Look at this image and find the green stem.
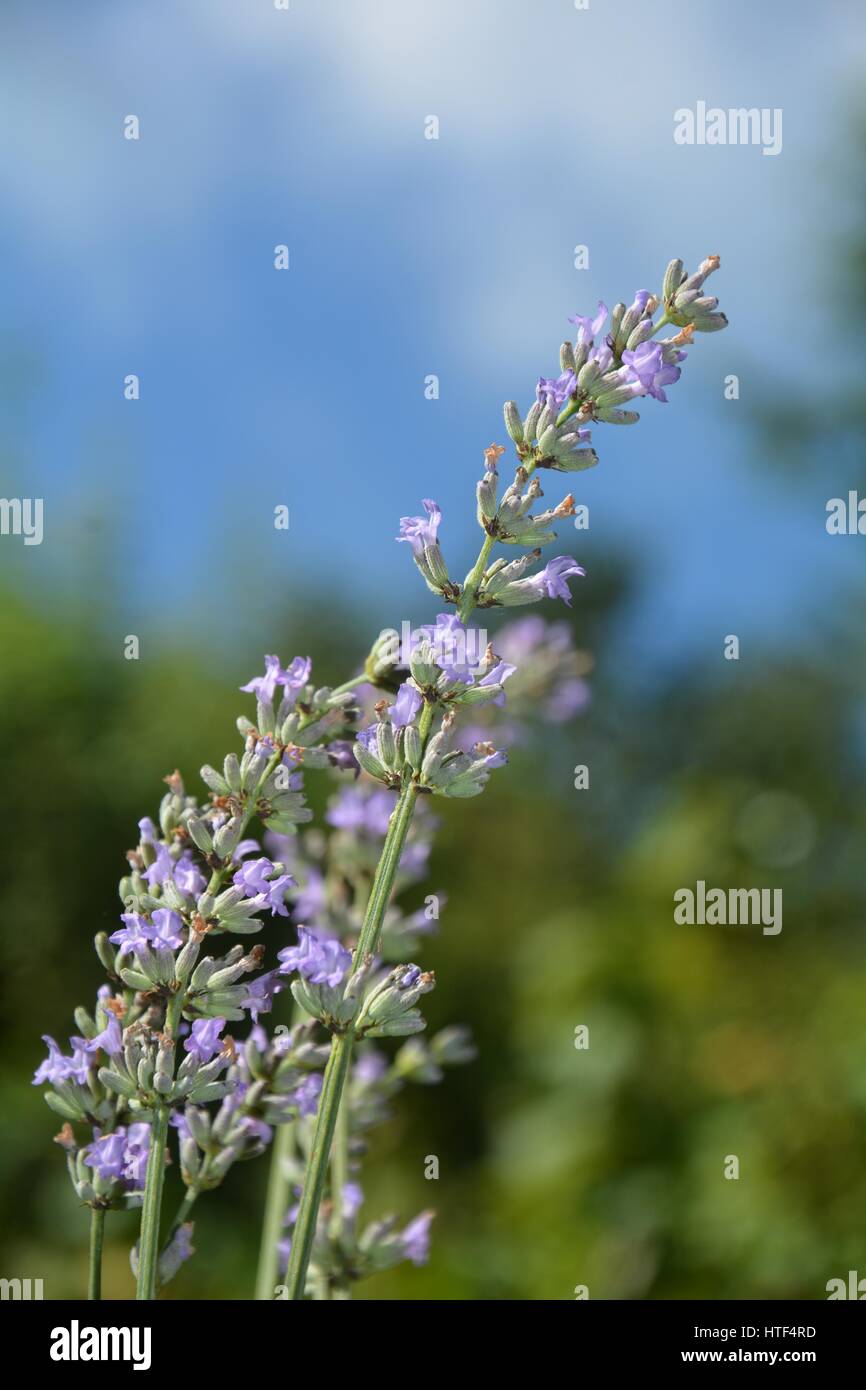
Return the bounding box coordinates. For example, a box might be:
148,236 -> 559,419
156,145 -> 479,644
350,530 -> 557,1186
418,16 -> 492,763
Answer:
458,535 -> 495,623
329,1095 -> 349,1240
88,1207 -> 105,1301
282,1032 -> 355,1299
136,1103 -> 169,1300
255,1121 -> 295,1299
282,711 -> 432,1299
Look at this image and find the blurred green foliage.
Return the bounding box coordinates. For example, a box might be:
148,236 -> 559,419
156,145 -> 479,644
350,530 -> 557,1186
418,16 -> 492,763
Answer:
1,541 -> 864,1300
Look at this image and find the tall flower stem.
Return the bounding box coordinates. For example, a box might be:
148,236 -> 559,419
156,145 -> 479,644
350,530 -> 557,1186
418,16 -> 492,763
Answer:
282,705 -> 433,1299
458,535 -> 494,623
254,1121 -> 295,1299
88,1207 -> 105,1301
135,1101 -> 170,1300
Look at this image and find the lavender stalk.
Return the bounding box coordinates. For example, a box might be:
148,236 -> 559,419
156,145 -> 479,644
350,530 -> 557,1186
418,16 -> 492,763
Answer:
282,730 -> 430,1297
32,255 -> 726,1301
88,1207 -> 105,1301
277,254 -> 728,1299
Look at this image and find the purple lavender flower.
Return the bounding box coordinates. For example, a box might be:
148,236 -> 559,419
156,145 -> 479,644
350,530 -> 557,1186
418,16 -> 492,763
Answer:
472,745 -> 509,771
343,1182 -> 364,1221
569,300 -> 608,345
621,340 -> 683,402
233,855 -> 280,895
530,556 -> 585,606
32,1035 -> 89,1087
233,856 -> 296,916
327,786 -> 396,836
150,907 -> 184,950
416,613 -> 482,682
291,1073 -> 323,1117
84,1129 -> 128,1182
109,912 -> 151,956
389,682 -> 423,729
237,1112 -> 273,1145
123,1123 -> 152,1188
241,969 -> 283,1021
183,1017 -> 226,1064
240,654 -> 311,703
84,1014 -> 123,1056
232,838 -> 261,862
536,369 -> 576,412
158,1221 -> 195,1283
396,499 -> 441,554
354,1048 -> 388,1085
292,865 -> 327,924
478,659 -> 517,705
174,851 -> 207,898
324,739 -> 359,773
277,927 -> 351,988
142,843 -> 175,888
399,965 -> 422,988
138,817 -> 160,846
400,1211 -> 434,1266
355,724 -> 380,755
546,676 -> 591,720
280,655 -> 313,694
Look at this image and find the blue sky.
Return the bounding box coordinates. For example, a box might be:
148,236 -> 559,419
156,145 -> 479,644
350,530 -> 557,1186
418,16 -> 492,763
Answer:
1,0 -> 863,665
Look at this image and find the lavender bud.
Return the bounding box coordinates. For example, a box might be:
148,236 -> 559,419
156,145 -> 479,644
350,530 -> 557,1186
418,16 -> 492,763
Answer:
186,1106 -> 212,1148
190,956 -> 216,990
44,1091 -> 84,1122
596,408 -> 640,424
94,932 -> 117,976
180,1138 -> 201,1179
280,713 -> 300,743
354,742 -> 389,781
476,476 -> 499,525
577,360 -> 601,393
662,257 -> 685,301
223,753 -> 242,794
214,818 -> 242,860
137,1056 -> 155,1091
376,722 -> 397,770
626,317 -> 656,350
403,723 -> 422,771
522,401 -> 541,443
99,1067 -> 138,1099
503,400 -> 523,443
73,1006 -> 93,1037
175,933 -> 202,984
200,764 -> 229,796
120,967 -> 152,991
256,698 -> 276,737
187,818 -> 214,854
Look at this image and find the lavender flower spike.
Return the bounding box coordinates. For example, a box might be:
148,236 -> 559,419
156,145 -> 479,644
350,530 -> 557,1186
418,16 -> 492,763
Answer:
396,499 -> 455,597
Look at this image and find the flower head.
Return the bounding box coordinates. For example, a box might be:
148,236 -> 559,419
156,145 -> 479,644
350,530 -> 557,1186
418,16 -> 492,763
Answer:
241,654 -> 311,703
400,1211 -> 434,1265
568,300 -> 608,345
388,682 -> 423,730
278,927 -> 351,988
396,499 -> 441,555
183,1018 -> 226,1064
